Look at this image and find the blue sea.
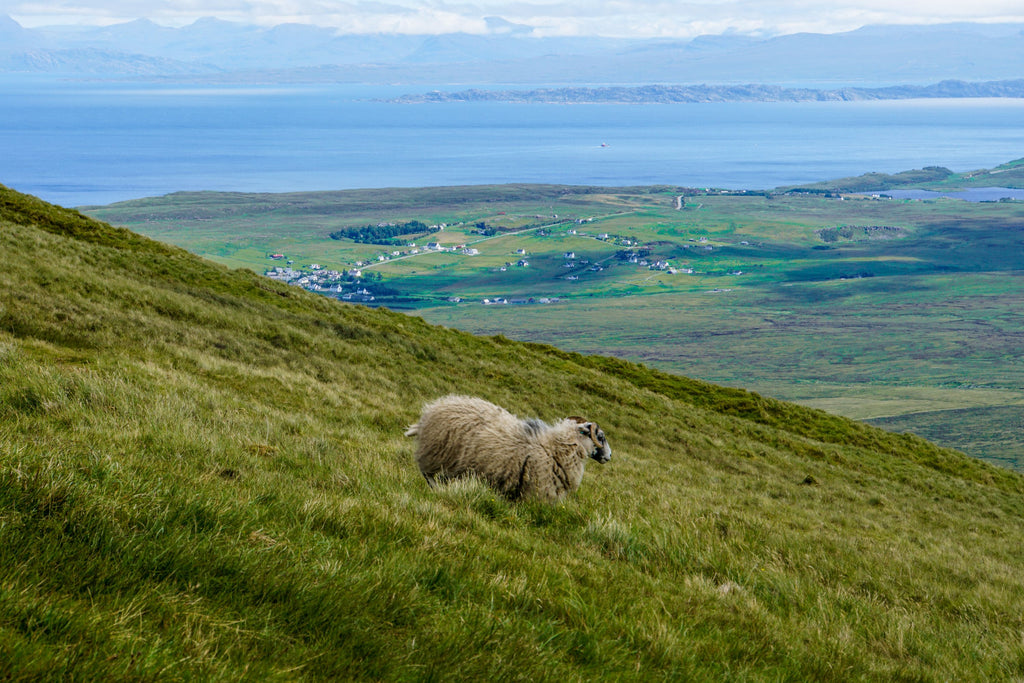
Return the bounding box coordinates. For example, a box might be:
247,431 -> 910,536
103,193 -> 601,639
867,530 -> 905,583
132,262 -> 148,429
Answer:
3,80 -> 1024,207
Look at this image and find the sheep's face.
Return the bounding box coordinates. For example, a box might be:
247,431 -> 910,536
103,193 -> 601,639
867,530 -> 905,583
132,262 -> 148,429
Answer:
576,421 -> 611,464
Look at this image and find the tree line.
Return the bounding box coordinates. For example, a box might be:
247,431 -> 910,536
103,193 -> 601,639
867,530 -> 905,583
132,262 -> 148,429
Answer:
329,220 -> 438,245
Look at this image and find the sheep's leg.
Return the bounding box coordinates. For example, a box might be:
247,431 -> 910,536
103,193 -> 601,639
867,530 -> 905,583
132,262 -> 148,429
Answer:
421,471 -> 438,489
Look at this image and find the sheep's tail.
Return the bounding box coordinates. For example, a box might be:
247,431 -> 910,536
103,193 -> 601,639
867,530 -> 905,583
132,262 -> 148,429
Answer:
404,423 -> 419,437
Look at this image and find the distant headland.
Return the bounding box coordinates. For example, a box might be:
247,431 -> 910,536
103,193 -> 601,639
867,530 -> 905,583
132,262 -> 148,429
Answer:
391,80 -> 1024,104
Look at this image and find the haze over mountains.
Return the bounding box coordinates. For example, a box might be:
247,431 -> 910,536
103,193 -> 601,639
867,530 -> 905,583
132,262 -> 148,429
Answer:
1,15 -> 1022,85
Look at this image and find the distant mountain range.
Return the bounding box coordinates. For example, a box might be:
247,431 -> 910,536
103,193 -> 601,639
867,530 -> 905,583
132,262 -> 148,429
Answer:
393,80 -> 1024,103
1,16 -> 1022,85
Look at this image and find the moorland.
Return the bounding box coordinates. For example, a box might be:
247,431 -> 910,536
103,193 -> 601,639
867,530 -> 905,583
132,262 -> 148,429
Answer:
85,159 -> 1024,468
5,182 -> 1024,680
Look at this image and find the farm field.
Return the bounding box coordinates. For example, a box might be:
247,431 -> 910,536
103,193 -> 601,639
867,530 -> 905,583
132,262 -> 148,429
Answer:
85,167 -> 1024,468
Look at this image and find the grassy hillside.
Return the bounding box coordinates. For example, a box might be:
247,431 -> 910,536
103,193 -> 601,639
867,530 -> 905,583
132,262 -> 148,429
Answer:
4,184 -> 1024,680
787,158 -> 1024,193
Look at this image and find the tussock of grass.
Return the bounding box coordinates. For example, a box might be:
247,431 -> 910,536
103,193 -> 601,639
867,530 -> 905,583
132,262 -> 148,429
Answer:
3,183 -> 1024,680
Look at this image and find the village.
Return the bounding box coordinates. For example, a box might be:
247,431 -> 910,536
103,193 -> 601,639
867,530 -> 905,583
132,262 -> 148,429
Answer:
264,260 -> 379,302
264,220 -> 729,306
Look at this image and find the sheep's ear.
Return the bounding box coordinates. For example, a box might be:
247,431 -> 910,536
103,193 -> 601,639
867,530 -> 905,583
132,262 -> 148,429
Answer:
578,422 -> 593,437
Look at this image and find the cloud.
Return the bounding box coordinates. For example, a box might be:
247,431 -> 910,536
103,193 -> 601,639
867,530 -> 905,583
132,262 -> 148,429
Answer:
6,0 -> 1024,33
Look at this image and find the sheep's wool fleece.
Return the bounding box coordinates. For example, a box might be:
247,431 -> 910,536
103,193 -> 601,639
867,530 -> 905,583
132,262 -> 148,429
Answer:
410,395 -> 591,502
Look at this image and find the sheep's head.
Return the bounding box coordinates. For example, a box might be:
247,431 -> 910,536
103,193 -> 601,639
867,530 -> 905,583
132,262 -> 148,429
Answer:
569,417 -> 611,464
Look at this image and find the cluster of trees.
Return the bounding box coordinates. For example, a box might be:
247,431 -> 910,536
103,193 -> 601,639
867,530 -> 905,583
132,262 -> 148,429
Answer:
330,220 -> 437,245
473,221 -> 498,236
615,247 -> 652,260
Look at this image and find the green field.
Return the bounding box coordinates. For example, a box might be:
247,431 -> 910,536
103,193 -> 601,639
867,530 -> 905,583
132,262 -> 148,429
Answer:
84,166 -> 1024,468
7,183 -> 1024,680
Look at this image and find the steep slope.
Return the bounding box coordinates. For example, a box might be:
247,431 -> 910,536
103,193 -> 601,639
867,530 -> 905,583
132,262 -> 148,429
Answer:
2,184 -> 1024,680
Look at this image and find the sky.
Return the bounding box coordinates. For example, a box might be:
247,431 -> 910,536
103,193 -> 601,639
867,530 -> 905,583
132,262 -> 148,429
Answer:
5,0 -> 1024,37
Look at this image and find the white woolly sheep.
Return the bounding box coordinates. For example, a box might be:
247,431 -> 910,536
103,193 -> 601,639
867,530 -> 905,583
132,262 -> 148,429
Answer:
405,395 -> 611,503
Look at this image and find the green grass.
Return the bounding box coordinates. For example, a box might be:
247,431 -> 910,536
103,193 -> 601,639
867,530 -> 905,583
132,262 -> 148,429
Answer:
6,184 -> 1024,679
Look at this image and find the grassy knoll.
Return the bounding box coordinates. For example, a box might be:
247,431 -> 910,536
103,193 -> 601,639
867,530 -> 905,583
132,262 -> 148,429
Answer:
785,157 -> 1024,192
86,179 -> 1024,467
6,184 -> 1024,679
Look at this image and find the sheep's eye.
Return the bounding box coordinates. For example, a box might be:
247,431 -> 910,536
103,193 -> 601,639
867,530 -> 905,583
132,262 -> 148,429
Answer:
598,434 -> 605,443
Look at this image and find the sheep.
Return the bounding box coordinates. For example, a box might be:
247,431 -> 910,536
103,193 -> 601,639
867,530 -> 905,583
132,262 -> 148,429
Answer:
405,395 -> 611,503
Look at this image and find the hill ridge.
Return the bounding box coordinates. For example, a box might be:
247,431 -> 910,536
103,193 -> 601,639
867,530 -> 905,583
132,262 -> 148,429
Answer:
3,18 -> 1023,83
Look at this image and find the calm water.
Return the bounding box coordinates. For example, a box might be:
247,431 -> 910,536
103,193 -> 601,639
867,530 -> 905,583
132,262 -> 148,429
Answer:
3,80 -> 1024,207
